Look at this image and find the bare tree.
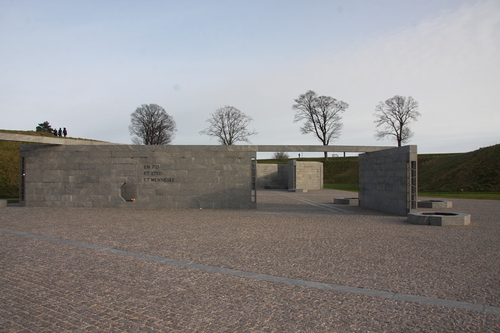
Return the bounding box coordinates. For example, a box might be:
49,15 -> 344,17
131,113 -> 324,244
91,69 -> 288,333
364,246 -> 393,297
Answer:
374,95 -> 420,147
293,90 -> 348,161
129,104 -> 177,145
200,106 -> 257,145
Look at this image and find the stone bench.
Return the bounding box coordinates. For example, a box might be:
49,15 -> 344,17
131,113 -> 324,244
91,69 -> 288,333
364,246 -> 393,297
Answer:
417,200 -> 452,208
333,198 -> 359,206
407,212 -> 471,226
289,189 -> 308,193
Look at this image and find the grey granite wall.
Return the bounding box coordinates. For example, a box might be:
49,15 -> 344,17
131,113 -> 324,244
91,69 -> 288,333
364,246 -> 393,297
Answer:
287,161 -> 323,191
359,145 -> 417,216
20,145 -> 256,209
256,164 -> 288,189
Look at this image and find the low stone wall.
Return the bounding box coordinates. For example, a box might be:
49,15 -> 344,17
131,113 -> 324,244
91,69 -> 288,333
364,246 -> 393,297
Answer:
256,164 -> 288,189
257,161 -> 323,191
20,145 -> 256,209
288,161 -> 323,191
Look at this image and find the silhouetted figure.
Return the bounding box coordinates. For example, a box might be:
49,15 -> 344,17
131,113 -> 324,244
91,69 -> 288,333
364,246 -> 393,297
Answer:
63,128 -> 67,137
58,128 -> 62,137
53,129 -> 57,136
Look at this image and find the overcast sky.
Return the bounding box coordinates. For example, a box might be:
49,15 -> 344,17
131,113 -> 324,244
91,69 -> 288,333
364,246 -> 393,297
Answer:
1,0 -> 499,157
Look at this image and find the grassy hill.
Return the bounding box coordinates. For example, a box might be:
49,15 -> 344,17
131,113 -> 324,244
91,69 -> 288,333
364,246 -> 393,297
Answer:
418,144 -> 500,192
1,130 -> 498,198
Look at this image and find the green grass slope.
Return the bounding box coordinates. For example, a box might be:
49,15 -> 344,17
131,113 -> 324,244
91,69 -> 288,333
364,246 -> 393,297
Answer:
323,157 -> 359,184
418,144 -> 500,192
0,140 -> 22,198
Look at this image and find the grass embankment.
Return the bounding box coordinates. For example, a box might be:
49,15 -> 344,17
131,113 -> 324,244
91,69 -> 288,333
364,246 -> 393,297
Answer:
417,144 -> 500,199
418,144 -> 500,192
0,140 -> 22,198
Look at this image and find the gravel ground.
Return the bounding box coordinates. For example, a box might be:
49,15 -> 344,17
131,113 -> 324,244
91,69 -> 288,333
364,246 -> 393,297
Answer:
1,189 -> 499,332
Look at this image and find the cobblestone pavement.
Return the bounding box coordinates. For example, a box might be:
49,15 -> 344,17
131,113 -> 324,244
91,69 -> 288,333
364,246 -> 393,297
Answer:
1,189 -> 499,332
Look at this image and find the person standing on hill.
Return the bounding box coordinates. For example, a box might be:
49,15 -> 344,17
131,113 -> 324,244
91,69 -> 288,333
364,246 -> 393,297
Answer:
63,128 -> 67,137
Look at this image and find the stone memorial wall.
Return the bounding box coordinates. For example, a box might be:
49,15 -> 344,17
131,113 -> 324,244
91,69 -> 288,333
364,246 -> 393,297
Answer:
359,145 -> 417,216
20,145 -> 256,209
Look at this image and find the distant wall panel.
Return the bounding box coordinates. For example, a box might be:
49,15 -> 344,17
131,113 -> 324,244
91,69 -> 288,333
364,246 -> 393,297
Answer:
359,145 -> 417,216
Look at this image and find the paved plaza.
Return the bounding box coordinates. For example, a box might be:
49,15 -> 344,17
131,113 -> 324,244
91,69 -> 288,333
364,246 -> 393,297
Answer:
1,189 -> 499,332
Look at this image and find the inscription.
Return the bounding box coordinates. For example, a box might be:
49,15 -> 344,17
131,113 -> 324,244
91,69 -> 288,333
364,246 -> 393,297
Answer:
144,178 -> 175,182
142,165 -> 174,182
144,164 -> 160,170
143,171 -> 162,176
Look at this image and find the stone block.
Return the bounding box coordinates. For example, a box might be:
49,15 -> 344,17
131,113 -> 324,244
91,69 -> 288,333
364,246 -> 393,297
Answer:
333,198 -> 359,205
407,212 -> 471,226
417,200 -> 452,208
